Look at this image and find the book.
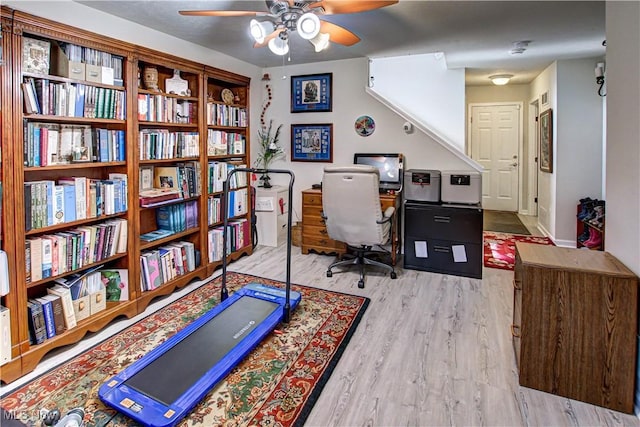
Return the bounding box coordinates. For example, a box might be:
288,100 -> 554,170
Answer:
139,187 -> 181,206
0,251 -> 8,296
35,296 -> 56,339
0,306 -> 11,365
40,294 -> 66,336
140,229 -> 175,242
62,184 -> 77,223
27,300 -> 46,345
100,269 -> 129,302
28,237 -> 43,282
47,285 -> 77,330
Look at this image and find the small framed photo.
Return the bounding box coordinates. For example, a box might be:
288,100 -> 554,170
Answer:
139,166 -> 154,191
291,73 -> 332,113
291,123 -> 333,162
539,109 -> 553,173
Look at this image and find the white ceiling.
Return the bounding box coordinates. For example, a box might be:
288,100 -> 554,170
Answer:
75,0 -> 606,86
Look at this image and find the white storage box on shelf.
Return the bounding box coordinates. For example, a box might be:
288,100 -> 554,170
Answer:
404,169 -> 440,203
441,170 -> 481,205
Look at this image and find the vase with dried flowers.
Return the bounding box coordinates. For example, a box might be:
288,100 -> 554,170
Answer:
254,119 -> 284,188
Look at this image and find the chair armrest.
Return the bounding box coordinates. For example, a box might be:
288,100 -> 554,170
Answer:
377,206 -> 396,224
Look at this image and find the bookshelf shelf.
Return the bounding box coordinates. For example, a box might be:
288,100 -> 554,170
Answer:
0,6 -> 252,383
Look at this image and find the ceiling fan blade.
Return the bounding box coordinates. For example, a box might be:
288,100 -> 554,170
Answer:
179,10 -> 268,17
310,0 -> 398,15
319,20 -> 360,46
253,28 -> 286,48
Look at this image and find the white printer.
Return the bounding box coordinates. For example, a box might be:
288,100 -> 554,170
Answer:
441,170 -> 481,204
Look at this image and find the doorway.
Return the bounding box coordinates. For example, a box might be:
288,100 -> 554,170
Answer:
469,103 -> 523,212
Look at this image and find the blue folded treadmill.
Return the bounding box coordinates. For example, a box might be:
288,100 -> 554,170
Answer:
99,169 -> 297,427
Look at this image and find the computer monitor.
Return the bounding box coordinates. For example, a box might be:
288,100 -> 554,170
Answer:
353,153 -> 403,192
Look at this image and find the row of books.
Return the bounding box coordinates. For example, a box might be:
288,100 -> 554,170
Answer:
60,42 -> 124,73
23,77 -> 126,119
24,123 -> 125,167
207,196 -> 222,225
207,161 -> 248,193
206,191 -> 252,225
137,94 -> 195,124
27,267 -> 128,345
25,175 -> 128,230
207,219 -> 250,262
139,241 -> 197,292
206,130 -> 245,156
206,103 -> 247,127
156,200 -> 199,232
25,218 -> 127,283
139,129 -> 200,160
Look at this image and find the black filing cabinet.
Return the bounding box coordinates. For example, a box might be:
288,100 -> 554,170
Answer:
403,202 -> 483,278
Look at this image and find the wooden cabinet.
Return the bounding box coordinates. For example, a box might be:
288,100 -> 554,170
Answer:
513,242 -> 638,413
301,189 -> 346,256
403,202 -> 483,279
300,188 -> 400,264
0,6 -> 252,383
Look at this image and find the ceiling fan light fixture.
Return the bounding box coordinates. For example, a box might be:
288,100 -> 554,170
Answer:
489,74 -> 513,85
250,19 -> 274,43
310,32 -> 330,52
297,12 -> 321,40
268,35 -> 289,55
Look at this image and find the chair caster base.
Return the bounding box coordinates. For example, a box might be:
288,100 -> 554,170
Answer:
390,271 -> 397,279
326,270 -> 333,277
358,279 -> 365,289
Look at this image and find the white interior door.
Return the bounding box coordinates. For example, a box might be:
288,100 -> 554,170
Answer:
470,104 -> 521,211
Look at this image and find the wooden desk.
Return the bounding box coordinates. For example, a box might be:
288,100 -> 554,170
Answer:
301,188 -> 401,265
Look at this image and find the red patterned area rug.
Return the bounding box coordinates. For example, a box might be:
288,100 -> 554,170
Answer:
1,272 -> 369,426
484,232 -> 555,271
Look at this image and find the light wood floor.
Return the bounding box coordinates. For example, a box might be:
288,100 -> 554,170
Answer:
3,224 -> 639,426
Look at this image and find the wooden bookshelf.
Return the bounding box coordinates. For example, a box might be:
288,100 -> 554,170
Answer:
0,6 -> 252,383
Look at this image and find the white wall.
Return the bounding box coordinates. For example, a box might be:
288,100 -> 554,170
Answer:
529,63 -> 557,237
605,2 -> 640,276
555,58 -> 604,246
260,58 -> 471,222
369,53 -> 466,151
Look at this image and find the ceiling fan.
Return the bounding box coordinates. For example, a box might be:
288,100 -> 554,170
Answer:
179,0 -> 398,55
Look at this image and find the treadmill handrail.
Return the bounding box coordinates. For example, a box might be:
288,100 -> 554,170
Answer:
222,168 -> 295,322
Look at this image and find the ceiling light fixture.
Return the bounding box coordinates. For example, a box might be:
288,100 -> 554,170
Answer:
250,19 -> 275,44
489,74 -> 513,85
296,12 -> 320,40
268,33 -> 289,56
310,32 -> 330,52
180,1 -> 399,56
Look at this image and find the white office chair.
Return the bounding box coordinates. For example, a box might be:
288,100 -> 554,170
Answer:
322,165 -> 397,288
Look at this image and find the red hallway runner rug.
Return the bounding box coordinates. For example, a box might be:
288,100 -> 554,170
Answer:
483,232 -> 555,271
1,272 -> 369,426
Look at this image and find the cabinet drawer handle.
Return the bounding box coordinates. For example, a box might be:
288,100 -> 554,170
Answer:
433,245 -> 450,253
513,279 -> 521,290
434,215 -> 451,223
511,324 -> 521,338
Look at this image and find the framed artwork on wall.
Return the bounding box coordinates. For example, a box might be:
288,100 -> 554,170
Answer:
539,109 -> 553,173
291,73 -> 332,113
291,123 -> 333,162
